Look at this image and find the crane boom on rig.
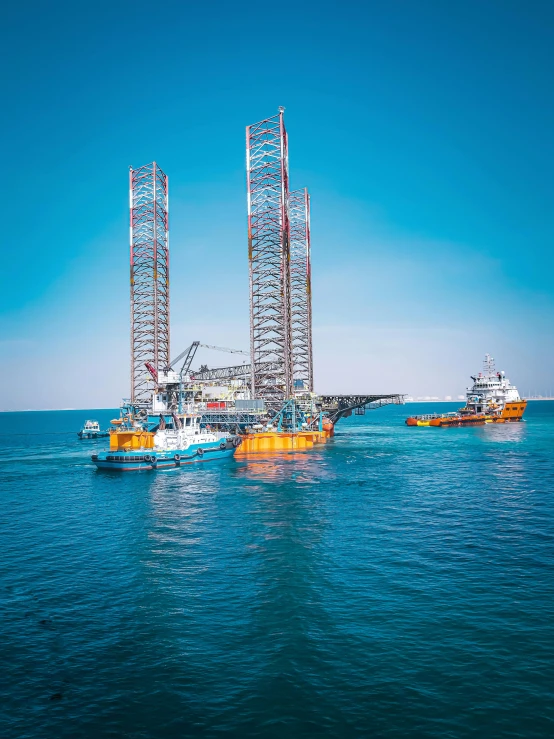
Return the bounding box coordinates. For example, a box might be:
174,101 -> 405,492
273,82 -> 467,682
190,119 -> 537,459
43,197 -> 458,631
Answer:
161,342 -> 250,378
199,344 -> 250,357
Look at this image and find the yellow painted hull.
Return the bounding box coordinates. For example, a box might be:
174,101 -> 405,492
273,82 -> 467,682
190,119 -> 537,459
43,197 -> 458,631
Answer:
109,430 -> 155,451
107,428 -> 334,457
235,429 -> 332,455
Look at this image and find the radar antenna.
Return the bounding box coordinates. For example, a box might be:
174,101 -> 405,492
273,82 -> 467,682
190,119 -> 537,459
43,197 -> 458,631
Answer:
483,354 -> 495,375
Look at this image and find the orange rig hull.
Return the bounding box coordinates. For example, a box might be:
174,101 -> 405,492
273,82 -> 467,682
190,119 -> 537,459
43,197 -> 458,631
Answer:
406,401 -> 527,427
235,428 -> 333,455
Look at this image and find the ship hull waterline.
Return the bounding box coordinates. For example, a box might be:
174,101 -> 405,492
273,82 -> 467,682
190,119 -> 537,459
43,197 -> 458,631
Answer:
406,412 -> 526,428
92,442 -> 237,471
406,418 -> 525,428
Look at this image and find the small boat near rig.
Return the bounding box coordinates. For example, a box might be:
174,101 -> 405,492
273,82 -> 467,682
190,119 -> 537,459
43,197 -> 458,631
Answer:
406,355 -> 526,427
92,413 -> 241,471
78,420 -> 110,439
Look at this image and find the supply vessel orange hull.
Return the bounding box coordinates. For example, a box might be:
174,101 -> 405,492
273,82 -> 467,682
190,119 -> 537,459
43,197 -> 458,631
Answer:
406,401 -> 526,427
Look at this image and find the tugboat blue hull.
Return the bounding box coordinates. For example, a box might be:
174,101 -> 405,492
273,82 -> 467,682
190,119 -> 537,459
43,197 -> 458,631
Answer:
92,440 -> 237,471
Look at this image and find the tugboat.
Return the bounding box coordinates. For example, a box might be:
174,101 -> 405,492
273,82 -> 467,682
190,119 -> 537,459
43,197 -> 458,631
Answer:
406,355 -> 527,427
78,420 -> 110,439
92,413 -> 241,471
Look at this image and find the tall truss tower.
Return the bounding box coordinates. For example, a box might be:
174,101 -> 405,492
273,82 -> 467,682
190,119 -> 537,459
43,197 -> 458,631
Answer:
129,162 -> 170,406
289,188 -> 313,392
246,109 -> 293,406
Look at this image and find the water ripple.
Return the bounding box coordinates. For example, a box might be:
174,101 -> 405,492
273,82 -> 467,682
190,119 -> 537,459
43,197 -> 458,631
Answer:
1,404 -> 553,738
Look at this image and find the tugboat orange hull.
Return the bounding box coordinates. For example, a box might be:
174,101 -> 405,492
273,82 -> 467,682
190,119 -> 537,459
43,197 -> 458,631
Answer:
406,400 -> 527,427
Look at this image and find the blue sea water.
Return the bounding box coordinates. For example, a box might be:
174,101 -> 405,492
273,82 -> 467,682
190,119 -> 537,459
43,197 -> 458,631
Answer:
1,403 -> 553,738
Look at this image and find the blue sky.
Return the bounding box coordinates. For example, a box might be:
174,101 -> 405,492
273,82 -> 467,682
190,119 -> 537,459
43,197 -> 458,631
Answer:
1,0 -> 553,409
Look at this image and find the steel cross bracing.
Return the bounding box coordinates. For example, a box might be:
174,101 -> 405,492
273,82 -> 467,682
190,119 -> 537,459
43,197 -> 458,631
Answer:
130,163 -> 169,406
190,361 -> 279,383
246,109 -> 293,408
289,188 -> 313,392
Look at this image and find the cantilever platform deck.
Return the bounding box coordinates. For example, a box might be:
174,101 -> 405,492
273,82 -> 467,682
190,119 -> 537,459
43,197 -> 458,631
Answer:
318,394 -> 405,423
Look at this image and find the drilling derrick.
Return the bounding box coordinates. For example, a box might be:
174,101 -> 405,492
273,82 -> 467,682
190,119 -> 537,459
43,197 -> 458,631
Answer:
289,188 -> 313,392
246,109 -> 293,407
129,163 -> 169,406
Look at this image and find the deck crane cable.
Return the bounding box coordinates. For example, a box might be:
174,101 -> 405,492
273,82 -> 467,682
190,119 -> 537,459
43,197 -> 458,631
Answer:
163,342 -> 250,377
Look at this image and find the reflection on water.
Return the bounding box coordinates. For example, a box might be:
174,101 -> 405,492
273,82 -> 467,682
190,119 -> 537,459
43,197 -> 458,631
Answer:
485,421 -> 527,443
234,451 -> 329,482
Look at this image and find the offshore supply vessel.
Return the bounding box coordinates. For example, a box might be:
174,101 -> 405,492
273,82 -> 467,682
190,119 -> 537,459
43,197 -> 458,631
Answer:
406,355 -> 527,427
